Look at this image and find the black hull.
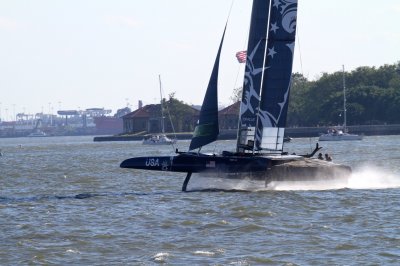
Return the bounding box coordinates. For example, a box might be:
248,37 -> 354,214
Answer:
120,153 -> 271,173
120,152 -> 352,191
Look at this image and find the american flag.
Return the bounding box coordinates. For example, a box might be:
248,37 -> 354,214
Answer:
235,50 -> 247,63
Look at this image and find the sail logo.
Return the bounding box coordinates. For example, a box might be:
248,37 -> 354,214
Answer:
240,40 -> 268,120
242,117 -> 256,123
145,158 -> 159,167
161,160 -> 169,170
274,0 -> 297,34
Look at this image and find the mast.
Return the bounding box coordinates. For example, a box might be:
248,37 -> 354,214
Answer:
159,75 -> 165,134
342,65 -> 347,132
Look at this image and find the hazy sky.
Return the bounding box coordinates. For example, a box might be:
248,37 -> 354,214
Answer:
1,0 -> 399,120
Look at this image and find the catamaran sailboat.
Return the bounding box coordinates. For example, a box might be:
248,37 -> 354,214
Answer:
319,66 -> 363,141
142,75 -> 177,145
121,0 -> 351,191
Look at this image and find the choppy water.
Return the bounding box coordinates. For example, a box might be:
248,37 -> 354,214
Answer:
1,135 -> 400,265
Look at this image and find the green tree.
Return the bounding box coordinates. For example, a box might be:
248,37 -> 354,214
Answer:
164,93 -> 198,132
230,86 -> 243,103
287,62 -> 400,126
287,73 -> 310,126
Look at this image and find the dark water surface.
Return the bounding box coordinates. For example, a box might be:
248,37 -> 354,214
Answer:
1,136 -> 400,265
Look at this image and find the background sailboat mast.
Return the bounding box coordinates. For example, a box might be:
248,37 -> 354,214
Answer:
159,75 -> 165,134
342,65 -> 347,132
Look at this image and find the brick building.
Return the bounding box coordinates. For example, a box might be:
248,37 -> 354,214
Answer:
122,101 -> 240,134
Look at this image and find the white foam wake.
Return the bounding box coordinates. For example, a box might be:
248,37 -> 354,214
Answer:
347,166 -> 400,190
189,166 -> 400,191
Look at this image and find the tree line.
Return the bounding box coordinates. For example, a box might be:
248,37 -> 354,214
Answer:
231,62 -> 400,127
165,62 -> 400,129
287,62 -> 400,127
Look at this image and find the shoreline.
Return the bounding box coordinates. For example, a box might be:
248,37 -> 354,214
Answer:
93,124 -> 400,142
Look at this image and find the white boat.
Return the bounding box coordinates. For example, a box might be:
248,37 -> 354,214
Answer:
319,128 -> 363,141
319,66 -> 363,141
142,134 -> 177,145
28,131 -> 47,137
142,75 -> 177,145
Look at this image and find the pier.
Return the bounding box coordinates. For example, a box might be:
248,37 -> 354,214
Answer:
93,124 -> 400,142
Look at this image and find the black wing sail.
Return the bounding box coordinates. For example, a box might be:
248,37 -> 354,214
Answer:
189,25 -> 227,151
256,0 -> 297,152
236,0 -> 271,153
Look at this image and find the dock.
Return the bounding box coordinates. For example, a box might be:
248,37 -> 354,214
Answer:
93,124 -> 400,142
